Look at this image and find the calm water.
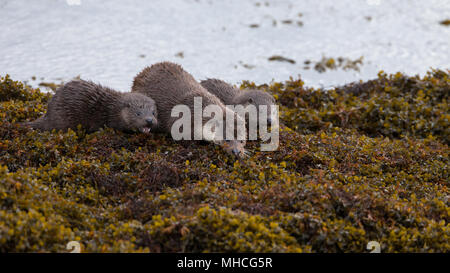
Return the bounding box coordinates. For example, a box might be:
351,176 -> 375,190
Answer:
0,0 -> 449,91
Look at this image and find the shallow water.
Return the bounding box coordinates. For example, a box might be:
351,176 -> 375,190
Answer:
0,0 -> 449,91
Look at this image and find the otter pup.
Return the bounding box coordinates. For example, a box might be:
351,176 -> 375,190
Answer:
132,62 -> 246,157
200,78 -> 276,125
24,79 -> 157,134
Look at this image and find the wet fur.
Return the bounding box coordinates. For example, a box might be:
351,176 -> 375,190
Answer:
132,62 -> 246,156
200,78 -> 276,109
24,79 -> 157,133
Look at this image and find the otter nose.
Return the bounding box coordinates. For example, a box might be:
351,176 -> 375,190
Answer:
232,148 -> 240,156
145,118 -> 154,126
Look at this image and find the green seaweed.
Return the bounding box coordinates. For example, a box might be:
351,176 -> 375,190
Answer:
0,71 -> 448,253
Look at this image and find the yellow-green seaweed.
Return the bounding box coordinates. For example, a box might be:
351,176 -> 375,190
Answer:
0,71 -> 448,253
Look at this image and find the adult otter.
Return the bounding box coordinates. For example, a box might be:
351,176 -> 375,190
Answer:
24,79 -> 157,133
132,62 -> 246,157
200,78 -> 276,125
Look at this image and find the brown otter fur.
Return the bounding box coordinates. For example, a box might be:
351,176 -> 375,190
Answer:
200,78 -> 276,124
132,62 -> 246,157
24,79 -> 157,133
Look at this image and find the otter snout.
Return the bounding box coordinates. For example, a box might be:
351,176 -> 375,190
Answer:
145,117 -> 155,127
222,140 -> 246,158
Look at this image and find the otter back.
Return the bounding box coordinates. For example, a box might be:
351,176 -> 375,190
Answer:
200,78 -> 240,105
25,79 -> 157,133
200,78 -> 275,107
132,62 -> 247,157
132,62 -> 227,133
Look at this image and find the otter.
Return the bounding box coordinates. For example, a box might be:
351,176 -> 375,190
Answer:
200,78 -> 276,125
24,79 -> 157,134
132,62 -> 246,157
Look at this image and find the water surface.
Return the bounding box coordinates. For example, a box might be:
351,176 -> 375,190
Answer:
0,0 -> 449,90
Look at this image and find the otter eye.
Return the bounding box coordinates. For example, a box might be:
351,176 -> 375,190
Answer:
248,98 -> 254,103
136,112 -> 141,117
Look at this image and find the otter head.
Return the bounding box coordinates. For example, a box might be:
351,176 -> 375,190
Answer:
221,138 -> 246,158
120,93 -> 157,134
209,108 -> 247,158
233,89 -> 277,126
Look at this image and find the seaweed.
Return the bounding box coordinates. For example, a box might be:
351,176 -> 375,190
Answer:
440,19 -> 450,26
268,56 -> 296,64
0,71 -> 448,252
312,56 -> 364,73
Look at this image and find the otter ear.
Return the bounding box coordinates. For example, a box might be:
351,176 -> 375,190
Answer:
124,102 -> 131,108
